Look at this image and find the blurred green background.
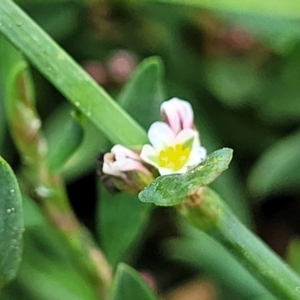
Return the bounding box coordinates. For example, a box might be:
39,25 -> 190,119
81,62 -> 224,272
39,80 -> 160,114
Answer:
2,0 -> 300,299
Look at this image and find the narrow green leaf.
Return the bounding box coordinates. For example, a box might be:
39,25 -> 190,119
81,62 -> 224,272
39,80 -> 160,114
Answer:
111,263 -> 158,300
0,34 -> 48,175
139,148 -> 233,206
178,187 -> 300,300
248,129 -> 300,199
61,119 -> 110,182
0,156 -> 23,289
0,91 -> 6,153
0,0 -> 147,146
287,239 -> 300,276
118,56 -> 166,129
204,58 -> 262,107
169,224 -> 275,299
257,48 -> 300,123
44,103 -> 110,182
19,2 -> 80,41
47,112 -> 84,173
147,0 -> 300,19
98,189 -> 152,267
2,223 -> 97,300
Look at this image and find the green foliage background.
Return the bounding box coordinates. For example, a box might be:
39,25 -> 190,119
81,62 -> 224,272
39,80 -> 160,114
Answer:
1,0 -> 300,299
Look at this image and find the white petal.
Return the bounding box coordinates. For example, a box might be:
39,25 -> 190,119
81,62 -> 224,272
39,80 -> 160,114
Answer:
175,129 -> 198,145
140,144 -> 160,169
158,165 -> 187,175
157,167 -> 174,175
102,160 -> 124,178
111,144 -> 140,160
188,146 -> 207,166
147,122 -> 175,149
114,159 -> 140,172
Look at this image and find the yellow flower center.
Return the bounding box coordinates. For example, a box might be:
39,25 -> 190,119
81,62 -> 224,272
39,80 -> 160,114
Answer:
158,144 -> 191,171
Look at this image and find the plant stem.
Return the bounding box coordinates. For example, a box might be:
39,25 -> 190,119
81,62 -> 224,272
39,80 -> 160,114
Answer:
1,35 -> 112,300
177,187 -> 300,300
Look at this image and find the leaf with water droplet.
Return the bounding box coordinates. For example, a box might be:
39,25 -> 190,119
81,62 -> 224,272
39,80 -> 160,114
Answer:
0,156 -> 23,289
139,148 -> 233,206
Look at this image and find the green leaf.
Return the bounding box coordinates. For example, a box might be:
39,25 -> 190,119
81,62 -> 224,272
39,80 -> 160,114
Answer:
147,0 -> 300,19
248,128 -> 300,199
169,222 -> 275,299
0,34 -> 49,176
47,112 -> 84,173
118,56 -> 166,129
0,90 -> 5,153
0,156 -> 23,289
204,58 -> 262,107
19,2 -> 80,41
139,148 -> 233,206
111,263 -> 158,300
44,103 -> 110,182
287,239 -> 300,276
178,187 -> 300,300
257,48 -> 300,123
0,0 -> 147,146
98,188 -> 152,267
2,223 -> 97,300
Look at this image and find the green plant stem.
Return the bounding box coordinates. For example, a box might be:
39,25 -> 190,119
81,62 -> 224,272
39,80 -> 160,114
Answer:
1,36 -> 112,299
0,0 -> 147,146
177,187 -> 300,300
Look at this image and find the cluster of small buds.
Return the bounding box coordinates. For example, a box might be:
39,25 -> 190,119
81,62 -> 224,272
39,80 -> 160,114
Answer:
98,98 -> 207,193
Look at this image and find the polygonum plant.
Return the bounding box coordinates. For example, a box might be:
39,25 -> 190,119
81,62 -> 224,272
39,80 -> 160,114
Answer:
100,98 -> 207,191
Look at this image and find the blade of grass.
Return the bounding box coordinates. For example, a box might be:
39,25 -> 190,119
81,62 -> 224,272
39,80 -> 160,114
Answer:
146,0 -> 300,19
0,0 -> 147,146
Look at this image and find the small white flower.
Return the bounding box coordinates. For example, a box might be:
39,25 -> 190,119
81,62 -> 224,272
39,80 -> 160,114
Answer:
160,98 -> 194,133
140,122 -> 206,175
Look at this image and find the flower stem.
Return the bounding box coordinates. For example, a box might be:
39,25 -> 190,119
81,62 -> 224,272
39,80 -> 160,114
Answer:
1,35 -> 112,300
177,187 -> 300,300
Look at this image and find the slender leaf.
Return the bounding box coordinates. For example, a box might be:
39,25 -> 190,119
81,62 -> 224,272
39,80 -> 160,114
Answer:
111,263 -> 158,300
0,90 -> 5,153
147,0 -> 300,19
44,103 -> 110,182
2,223 -> 97,300
178,187 -> 300,300
248,128 -> 300,199
204,58 -> 262,107
0,0 -> 147,146
98,189 -> 151,267
169,222 -> 275,299
0,157 -> 23,289
287,239 -> 300,276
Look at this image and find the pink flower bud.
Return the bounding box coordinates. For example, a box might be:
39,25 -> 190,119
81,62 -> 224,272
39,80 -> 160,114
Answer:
100,145 -> 153,193
160,98 -> 195,134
